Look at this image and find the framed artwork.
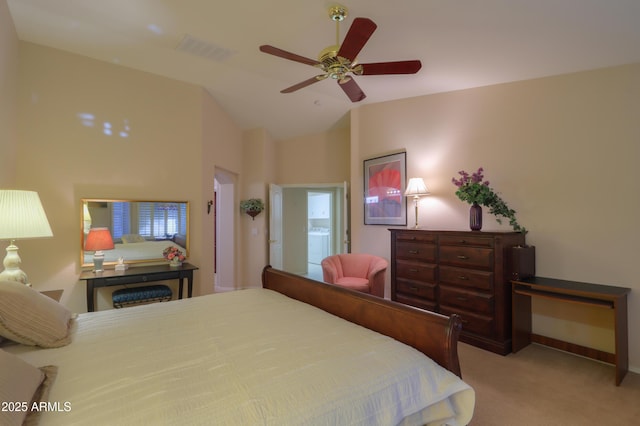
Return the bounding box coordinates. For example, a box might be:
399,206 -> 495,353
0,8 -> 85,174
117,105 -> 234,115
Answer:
363,152 -> 407,225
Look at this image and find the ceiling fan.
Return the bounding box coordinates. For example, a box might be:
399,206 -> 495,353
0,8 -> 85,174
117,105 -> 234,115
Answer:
259,5 -> 422,102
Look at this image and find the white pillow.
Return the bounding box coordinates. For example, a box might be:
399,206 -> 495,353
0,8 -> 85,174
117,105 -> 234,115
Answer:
0,280 -> 75,347
121,234 -> 146,243
0,349 -> 45,426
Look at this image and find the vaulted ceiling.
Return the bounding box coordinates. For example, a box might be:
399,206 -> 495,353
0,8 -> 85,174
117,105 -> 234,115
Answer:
8,0 -> 640,140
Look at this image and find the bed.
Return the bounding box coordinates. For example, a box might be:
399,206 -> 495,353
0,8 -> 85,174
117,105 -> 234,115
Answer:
0,266 -> 474,426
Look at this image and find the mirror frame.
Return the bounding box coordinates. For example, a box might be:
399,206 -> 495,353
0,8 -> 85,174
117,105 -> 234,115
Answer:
80,198 -> 190,268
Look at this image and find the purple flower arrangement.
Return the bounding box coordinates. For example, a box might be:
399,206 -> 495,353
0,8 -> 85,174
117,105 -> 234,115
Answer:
452,167 -> 526,233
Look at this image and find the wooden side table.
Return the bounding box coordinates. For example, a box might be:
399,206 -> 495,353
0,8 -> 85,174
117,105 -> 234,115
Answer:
512,276 -> 630,385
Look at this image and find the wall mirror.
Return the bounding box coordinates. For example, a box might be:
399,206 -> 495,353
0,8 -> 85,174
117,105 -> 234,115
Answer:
80,199 -> 189,268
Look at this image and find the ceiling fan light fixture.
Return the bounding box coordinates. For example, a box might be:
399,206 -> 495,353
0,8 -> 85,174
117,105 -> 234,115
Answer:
329,5 -> 347,22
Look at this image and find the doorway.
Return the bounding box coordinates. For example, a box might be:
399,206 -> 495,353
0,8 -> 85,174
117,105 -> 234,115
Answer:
270,183 -> 348,281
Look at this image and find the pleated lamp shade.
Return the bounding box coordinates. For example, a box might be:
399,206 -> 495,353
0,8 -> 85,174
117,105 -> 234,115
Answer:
0,190 -> 53,285
0,190 -> 53,240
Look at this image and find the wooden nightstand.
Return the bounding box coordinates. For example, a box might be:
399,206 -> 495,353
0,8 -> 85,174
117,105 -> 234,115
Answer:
41,289 -> 63,302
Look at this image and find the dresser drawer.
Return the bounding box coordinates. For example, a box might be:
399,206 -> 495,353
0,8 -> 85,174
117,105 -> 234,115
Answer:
439,306 -> 493,336
396,260 -> 436,283
395,279 -> 436,301
439,235 -> 494,248
395,231 -> 436,244
439,266 -> 493,291
439,245 -> 493,269
396,242 -> 436,262
395,293 -> 437,311
440,285 -> 493,315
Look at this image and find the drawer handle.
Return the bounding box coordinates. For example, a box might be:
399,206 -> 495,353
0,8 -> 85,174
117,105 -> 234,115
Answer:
460,239 -> 467,244
408,268 -> 419,273
457,255 -> 468,260
410,286 -> 418,291
456,296 -> 468,301
458,276 -> 468,280
409,250 -> 419,254
142,276 -> 148,282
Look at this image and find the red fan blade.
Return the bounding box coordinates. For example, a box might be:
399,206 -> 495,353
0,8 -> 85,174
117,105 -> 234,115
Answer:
281,75 -> 325,93
359,60 -> 422,75
259,45 -> 321,67
338,78 -> 366,102
337,18 -> 377,62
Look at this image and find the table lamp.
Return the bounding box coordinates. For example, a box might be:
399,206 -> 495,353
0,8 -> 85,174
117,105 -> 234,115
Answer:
404,177 -> 429,229
84,227 -> 114,272
0,190 -> 54,286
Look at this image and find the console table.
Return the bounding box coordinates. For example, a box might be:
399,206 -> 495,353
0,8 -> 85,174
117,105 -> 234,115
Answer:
511,276 -> 630,385
79,263 -> 198,312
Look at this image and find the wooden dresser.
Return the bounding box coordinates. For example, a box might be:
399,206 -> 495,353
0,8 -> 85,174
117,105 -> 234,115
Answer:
390,229 -> 527,355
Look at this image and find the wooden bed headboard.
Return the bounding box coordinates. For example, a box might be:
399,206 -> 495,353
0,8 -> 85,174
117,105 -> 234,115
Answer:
262,266 -> 463,377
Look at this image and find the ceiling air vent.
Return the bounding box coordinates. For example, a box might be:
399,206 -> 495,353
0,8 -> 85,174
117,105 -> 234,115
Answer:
176,34 -> 236,62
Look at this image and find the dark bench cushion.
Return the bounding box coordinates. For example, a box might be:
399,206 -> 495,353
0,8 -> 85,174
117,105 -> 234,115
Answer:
112,285 -> 172,308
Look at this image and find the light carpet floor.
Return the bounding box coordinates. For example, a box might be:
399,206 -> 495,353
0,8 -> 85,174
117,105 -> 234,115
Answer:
458,343 -> 640,426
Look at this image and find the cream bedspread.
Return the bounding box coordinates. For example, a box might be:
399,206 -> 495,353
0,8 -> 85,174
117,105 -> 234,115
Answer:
9,289 -> 474,425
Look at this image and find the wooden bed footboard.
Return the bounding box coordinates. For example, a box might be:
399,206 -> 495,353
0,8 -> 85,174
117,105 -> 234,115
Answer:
262,266 -> 463,377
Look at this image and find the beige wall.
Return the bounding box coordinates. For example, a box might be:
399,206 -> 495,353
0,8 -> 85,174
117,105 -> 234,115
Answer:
13,42 -> 243,312
201,89 -> 245,293
350,63 -> 640,371
241,128 -> 275,286
275,127 -> 349,184
0,0 -> 18,184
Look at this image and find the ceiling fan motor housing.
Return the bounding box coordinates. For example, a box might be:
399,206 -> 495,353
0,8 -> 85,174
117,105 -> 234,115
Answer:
318,45 -> 352,80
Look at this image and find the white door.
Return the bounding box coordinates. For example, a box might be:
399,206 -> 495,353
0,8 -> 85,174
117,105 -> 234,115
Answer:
342,181 -> 350,253
269,184 -> 283,269
214,170 -> 236,291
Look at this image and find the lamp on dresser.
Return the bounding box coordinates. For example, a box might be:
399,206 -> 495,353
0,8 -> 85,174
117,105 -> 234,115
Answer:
0,190 -> 54,286
84,227 -> 114,272
404,177 -> 429,228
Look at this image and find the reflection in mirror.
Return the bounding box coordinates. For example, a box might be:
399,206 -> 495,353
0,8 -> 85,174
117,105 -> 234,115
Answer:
81,199 -> 189,268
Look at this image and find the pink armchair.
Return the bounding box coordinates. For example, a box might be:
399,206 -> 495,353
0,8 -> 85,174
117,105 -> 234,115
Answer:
321,253 -> 388,297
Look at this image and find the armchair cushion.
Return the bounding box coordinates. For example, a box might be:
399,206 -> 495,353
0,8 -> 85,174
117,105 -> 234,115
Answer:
321,253 -> 388,297
335,277 -> 369,293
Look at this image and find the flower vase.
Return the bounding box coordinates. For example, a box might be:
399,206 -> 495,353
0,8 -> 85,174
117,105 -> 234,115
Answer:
469,202 -> 482,231
169,258 -> 182,268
